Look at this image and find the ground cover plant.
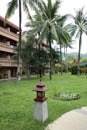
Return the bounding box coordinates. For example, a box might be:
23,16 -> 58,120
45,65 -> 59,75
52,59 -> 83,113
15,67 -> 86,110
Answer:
0,74 -> 87,130
52,92 -> 80,100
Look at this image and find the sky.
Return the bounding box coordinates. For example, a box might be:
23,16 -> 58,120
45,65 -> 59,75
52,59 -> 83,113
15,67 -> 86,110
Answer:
0,0 -> 87,54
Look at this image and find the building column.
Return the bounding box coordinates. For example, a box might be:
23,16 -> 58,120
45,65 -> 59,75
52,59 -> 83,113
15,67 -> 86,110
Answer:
8,69 -> 11,78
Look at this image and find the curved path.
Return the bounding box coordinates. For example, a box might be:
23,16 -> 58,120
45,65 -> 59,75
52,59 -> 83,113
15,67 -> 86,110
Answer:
45,107 -> 87,130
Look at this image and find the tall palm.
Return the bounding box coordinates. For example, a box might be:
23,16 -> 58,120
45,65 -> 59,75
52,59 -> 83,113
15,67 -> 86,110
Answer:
69,8 -> 87,75
5,0 -> 42,80
56,15 -> 71,74
26,0 -> 71,79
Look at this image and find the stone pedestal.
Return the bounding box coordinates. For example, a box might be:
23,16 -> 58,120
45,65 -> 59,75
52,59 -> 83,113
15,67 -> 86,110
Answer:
34,100 -> 48,122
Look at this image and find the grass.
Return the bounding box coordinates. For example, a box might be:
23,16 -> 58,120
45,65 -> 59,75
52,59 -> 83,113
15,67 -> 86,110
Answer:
0,73 -> 87,130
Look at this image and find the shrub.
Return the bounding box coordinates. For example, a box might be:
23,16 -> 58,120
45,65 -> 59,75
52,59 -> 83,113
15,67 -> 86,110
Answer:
71,65 -> 78,75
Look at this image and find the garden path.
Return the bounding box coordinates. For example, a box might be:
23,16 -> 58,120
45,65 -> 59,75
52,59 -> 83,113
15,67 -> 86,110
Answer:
45,107 -> 87,130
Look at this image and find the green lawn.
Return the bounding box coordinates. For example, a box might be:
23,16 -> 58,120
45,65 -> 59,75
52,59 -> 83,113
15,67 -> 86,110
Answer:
0,74 -> 87,130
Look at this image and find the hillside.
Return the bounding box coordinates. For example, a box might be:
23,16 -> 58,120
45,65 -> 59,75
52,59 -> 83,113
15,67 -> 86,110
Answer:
68,52 -> 87,58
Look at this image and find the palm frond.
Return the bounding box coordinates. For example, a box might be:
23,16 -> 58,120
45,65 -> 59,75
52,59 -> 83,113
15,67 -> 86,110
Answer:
56,24 -> 71,44
51,23 -> 59,43
66,24 -> 78,37
47,0 -> 52,19
5,0 -> 18,20
23,1 -> 33,22
37,1 -> 49,20
38,21 -> 48,44
51,0 -> 61,19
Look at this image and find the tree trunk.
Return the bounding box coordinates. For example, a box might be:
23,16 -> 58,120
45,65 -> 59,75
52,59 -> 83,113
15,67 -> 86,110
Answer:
38,43 -> 42,81
77,31 -> 82,75
65,47 -> 68,73
49,34 -> 52,80
17,0 -> 22,81
60,44 -> 63,75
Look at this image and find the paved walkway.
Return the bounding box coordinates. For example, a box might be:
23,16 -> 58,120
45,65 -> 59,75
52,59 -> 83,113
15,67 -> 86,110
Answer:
45,107 -> 87,130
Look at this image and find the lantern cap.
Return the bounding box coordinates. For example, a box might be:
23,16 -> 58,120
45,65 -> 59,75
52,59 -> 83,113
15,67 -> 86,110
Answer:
33,87 -> 48,92
36,82 -> 45,88
33,81 -> 48,92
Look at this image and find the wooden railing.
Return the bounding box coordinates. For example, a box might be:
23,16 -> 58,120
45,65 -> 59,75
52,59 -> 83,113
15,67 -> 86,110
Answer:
0,42 -> 16,53
0,58 -> 17,67
0,27 -> 19,41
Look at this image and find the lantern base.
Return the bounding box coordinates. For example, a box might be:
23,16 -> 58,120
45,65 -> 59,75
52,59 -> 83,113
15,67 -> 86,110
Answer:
34,100 -> 48,122
34,97 -> 47,102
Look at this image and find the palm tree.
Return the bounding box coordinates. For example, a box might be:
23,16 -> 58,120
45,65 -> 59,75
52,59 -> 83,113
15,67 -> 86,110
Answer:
5,0 -> 42,80
69,8 -> 87,75
56,15 -> 71,74
26,0 -> 71,79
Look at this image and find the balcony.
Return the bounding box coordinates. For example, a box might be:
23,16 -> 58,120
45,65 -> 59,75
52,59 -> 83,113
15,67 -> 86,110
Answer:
0,42 -> 16,53
0,58 -> 17,67
0,27 -> 19,41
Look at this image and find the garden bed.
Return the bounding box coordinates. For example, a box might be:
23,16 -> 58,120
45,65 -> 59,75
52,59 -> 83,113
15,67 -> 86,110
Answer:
52,92 -> 80,101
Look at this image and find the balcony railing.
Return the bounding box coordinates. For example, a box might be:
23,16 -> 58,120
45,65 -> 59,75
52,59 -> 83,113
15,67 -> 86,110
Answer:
0,42 -> 16,53
0,58 -> 17,67
0,27 -> 19,41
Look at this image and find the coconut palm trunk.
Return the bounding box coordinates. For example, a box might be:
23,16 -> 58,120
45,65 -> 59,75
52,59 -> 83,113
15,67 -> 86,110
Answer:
49,33 -> 52,80
38,43 -> 42,81
17,0 -> 22,81
60,44 -> 63,75
77,31 -> 82,75
64,45 -> 68,73
65,47 -> 68,73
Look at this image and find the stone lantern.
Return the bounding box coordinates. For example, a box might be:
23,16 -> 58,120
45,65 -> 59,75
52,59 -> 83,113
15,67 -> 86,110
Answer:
33,81 -> 48,122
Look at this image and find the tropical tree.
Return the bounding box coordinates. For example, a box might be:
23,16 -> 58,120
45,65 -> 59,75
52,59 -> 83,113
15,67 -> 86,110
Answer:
5,0 -> 42,80
63,41 -> 73,73
31,47 -> 49,80
26,0 -> 71,79
21,36 -> 49,80
55,15 -> 72,74
68,8 -> 87,75
21,35 -> 35,79
51,47 -> 60,73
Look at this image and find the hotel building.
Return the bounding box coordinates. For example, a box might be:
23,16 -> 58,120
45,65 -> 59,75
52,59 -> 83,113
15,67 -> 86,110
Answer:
0,16 -> 19,79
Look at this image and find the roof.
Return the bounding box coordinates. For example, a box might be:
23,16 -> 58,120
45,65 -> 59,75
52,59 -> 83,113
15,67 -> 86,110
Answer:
0,15 -> 19,31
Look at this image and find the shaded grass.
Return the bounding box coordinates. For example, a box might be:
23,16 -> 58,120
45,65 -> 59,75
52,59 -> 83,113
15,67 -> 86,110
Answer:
0,74 -> 87,130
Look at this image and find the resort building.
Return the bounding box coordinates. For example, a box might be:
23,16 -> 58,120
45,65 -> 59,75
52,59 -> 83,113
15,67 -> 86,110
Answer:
0,16 -> 19,79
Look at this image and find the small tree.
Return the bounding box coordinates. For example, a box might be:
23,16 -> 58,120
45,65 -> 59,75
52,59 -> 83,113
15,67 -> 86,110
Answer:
30,48 -> 49,80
